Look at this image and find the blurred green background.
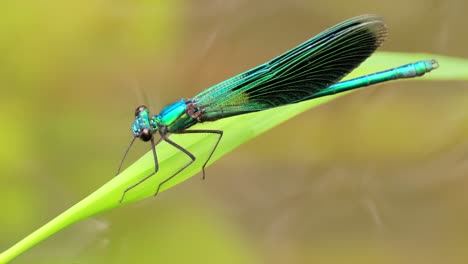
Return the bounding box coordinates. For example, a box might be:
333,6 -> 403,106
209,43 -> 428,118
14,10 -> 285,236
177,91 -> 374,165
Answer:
1,0 -> 468,263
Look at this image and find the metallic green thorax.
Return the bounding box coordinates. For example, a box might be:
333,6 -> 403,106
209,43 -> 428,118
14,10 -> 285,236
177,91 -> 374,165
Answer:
158,99 -> 187,126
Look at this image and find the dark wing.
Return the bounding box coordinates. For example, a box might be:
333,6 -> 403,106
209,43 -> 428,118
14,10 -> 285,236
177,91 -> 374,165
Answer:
193,15 -> 387,121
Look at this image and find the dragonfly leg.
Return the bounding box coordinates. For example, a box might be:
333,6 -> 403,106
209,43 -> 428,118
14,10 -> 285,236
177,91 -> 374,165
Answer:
116,136 -> 137,176
154,131 -> 196,196
176,129 -> 223,180
119,137 -> 159,203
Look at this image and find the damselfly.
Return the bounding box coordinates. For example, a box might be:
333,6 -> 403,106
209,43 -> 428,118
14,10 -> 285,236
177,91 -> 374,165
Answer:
117,15 -> 438,203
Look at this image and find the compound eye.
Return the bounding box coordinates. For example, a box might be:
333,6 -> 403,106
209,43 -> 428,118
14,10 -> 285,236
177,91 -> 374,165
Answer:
139,128 -> 153,142
135,105 -> 147,117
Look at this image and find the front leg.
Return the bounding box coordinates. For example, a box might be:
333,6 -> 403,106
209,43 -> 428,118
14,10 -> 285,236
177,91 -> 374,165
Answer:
119,137 -> 159,203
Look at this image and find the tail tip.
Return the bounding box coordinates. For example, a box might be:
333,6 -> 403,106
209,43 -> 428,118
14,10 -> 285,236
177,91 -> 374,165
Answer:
430,59 -> 439,70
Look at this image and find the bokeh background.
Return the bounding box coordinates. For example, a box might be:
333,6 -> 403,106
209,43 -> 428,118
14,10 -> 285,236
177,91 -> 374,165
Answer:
1,0 -> 468,263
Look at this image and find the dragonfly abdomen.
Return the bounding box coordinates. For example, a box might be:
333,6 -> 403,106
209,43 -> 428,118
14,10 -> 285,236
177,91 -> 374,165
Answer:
311,59 -> 439,98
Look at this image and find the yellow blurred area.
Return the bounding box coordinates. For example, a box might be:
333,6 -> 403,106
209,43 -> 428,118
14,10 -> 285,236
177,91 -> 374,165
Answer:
0,0 -> 467,263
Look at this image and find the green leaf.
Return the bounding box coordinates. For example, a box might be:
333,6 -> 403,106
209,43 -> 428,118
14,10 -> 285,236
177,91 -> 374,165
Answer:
1,52 -> 467,263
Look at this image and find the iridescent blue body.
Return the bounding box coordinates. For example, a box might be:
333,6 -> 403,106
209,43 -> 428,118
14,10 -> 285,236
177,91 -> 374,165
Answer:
132,60 -> 438,136
119,15 -> 439,203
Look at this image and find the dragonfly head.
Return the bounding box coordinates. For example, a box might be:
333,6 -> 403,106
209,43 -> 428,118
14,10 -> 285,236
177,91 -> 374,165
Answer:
132,105 -> 159,142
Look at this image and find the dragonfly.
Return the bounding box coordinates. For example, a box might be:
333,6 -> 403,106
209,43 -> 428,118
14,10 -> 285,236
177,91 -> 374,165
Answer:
116,14 -> 438,203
